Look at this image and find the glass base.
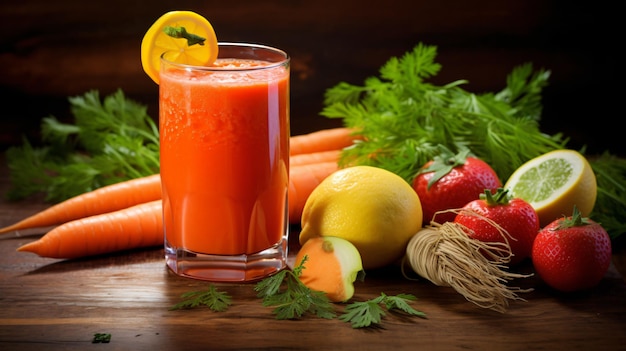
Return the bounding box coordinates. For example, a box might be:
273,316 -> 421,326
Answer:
165,239 -> 288,282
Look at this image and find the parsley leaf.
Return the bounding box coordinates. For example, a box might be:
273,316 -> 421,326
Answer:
382,293 -> 427,317
170,285 -> 232,312
339,297 -> 386,329
339,293 -> 427,328
168,259 -> 425,329
92,333 -> 111,343
256,258 -> 426,328
255,256 -> 336,320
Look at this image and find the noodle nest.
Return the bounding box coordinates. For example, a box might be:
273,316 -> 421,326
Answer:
403,209 -> 533,313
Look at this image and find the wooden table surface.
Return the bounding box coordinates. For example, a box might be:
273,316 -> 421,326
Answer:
1,2 -> 625,350
1,160 -> 625,351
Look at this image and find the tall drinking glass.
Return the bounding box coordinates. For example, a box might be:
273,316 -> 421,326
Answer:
159,43 -> 290,282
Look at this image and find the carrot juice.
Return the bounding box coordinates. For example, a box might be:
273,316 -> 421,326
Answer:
159,43 -> 290,282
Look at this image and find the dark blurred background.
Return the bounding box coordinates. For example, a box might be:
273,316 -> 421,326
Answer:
0,0 -> 622,155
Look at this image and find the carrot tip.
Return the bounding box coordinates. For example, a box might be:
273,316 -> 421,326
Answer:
0,225 -> 19,235
16,241 -> 40,254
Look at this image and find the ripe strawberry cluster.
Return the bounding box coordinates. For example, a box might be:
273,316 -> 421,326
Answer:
412,147 -> 612,293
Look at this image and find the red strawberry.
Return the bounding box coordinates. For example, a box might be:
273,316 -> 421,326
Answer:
412,146 -> 501,224
454,188 -> 540,266
531,207 -> 612,292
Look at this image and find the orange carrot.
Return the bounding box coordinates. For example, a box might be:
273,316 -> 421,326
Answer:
3,128 -> 353,235
288,161 -> 340,223
290,127 -> 359,155
290,149 -> 341,167
17,200 -> 163,259
0,174 -> 161,235
4,135 -> 346,241
15,160 -> 340,258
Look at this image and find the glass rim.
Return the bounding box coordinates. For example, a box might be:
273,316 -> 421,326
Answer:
160,42 -> 290,72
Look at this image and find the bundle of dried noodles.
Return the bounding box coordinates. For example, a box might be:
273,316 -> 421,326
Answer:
403,211 -> 533,313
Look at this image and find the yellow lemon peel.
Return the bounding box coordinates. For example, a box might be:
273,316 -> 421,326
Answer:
299,166 -> 423,269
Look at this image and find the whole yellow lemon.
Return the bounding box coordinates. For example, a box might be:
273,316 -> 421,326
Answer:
299,165 -> 423,269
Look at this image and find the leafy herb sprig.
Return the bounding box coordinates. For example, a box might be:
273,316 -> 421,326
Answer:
170,285 -> 232,311
340,293 -> 427,328
587,153 -> 626,239
254,255 -> 336,320
92,333 -> 111,343
170,257 -> 427,329
5,89 -> 160,202
321,43 -> 566,182
254,256 -> 426,328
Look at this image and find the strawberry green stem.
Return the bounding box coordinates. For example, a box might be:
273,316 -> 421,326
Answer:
556,206 -> 590,229
479,188 -> 511,206
420,145 -> 472,189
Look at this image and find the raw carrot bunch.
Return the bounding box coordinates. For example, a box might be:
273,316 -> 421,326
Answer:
2,128 -> 359,259
289,127 -> 357,156
0,174 -> 162,235
17,201 -> 163,259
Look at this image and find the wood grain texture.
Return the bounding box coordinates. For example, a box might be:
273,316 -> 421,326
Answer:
1,233 -> 625,350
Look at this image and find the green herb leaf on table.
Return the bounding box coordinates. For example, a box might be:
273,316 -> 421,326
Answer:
167,258 -> 426,328
382,293 -> 426,316
339,298 -> 386,329
170,285 -> 232,312
254,255 -> 337,320
92,333 -> 112,343
255,257 -> 426,328
339,293 -> 426,329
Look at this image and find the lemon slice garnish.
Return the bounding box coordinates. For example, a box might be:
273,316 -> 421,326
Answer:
141,10 -> 218,84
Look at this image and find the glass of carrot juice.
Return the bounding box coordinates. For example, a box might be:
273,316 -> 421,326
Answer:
159,43 -> 290,282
